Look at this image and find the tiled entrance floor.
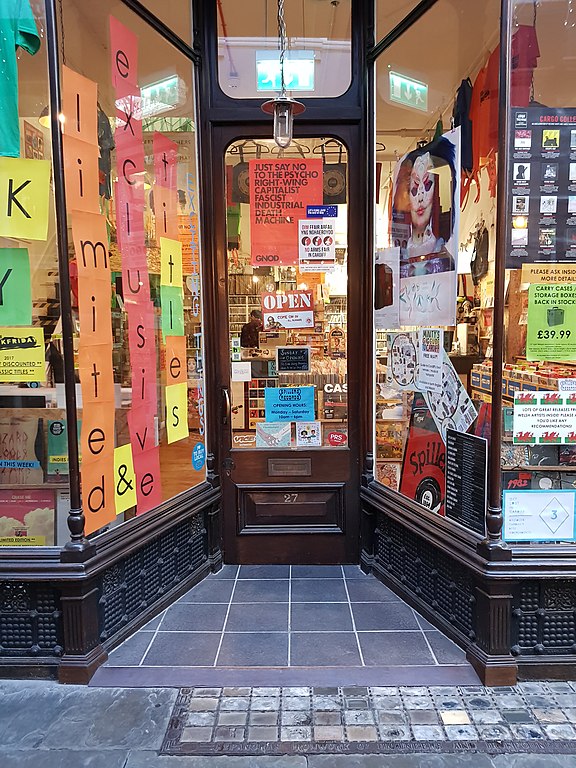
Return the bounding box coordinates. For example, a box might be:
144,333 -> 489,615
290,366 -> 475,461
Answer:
91,566 -> 479,687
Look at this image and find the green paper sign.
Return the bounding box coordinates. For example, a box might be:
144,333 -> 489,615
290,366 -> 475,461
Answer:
160,285 -> 184,339
527,284 -> 576,361
0,248 -> 32,326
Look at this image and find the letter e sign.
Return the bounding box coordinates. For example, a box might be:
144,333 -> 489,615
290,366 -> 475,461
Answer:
0,158 -> 50,241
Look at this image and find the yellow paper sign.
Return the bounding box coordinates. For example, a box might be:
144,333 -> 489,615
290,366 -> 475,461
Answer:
0,158 -> 50,240
0,327 -> 45,382
160,237 -> 183,287
114,443 -> 137,514
522,264 -> 576,284
165,382 -> 189,443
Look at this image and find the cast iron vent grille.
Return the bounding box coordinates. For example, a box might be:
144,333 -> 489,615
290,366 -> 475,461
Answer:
374,512 -> 473,637
0,582 -> 62,658
512,580 -> 576,656
98,515 -> 208,642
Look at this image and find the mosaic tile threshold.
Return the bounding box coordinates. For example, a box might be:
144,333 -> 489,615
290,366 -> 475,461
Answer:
160,684 -> 576,756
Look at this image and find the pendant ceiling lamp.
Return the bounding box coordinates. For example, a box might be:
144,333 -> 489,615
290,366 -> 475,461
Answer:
261,0 -> 305,148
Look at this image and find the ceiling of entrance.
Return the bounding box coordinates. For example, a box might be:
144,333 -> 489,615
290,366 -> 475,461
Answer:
22,1 -> 571,163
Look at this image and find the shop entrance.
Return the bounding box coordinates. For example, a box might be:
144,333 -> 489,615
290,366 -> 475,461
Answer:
214,130 -> 361,564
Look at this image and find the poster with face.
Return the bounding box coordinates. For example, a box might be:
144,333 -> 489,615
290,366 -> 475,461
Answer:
391,129 -> 460,326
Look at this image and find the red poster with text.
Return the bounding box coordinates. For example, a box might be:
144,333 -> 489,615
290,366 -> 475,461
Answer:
249,158 -> 323,266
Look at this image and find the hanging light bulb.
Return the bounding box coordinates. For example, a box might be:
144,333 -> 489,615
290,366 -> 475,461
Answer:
261,0 -> 305,148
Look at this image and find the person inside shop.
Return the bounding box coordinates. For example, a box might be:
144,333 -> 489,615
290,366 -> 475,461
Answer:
393,136 -> 457,277
240,309 -> 263,348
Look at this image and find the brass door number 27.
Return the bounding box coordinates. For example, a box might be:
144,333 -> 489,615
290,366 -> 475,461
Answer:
283,493 -> 299,503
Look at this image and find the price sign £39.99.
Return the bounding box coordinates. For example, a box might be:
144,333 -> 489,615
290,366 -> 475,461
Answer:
527,284 -> 576,361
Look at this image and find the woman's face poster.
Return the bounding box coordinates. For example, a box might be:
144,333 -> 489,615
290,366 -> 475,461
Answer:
391,128 -> 461,327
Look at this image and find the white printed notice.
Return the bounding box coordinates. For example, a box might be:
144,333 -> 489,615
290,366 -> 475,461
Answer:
513,391 -> 576,445
503,489 -> 576,541
261,290 -> 314,329
231,362 -> 252,382
416,328 -> 443,394
298,220 -> 336,272
423,350 -> 477,441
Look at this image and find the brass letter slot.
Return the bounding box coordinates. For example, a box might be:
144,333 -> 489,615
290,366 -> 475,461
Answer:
268,458 -> 312,477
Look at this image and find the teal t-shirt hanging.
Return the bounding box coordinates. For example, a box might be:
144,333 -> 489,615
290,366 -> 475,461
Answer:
0,0 -> 41,158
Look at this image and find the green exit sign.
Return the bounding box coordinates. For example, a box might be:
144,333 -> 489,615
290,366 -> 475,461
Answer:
389,71 -> 428,112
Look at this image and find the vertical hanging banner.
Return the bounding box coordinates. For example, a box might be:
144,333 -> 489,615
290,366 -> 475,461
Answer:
392,129 -> 461,326
63,64 -> 117,536
111,15 -> 162,515
250,158 -> 323,266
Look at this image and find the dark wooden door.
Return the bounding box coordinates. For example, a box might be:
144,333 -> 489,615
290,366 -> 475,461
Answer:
212,125 -> 363,565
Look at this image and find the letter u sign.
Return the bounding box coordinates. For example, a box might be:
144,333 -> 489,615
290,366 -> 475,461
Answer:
0,158 -> 51,240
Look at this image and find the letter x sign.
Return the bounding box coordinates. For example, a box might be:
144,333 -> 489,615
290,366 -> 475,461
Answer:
0,158 -> 51,241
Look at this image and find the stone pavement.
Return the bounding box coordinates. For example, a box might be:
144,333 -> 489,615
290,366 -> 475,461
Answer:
2,680 -> 576,767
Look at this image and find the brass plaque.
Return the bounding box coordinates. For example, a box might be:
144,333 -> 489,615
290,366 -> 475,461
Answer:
268,458 -> 312,477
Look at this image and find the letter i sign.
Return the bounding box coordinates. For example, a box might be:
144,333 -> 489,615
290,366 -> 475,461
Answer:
0,158 -> 51,241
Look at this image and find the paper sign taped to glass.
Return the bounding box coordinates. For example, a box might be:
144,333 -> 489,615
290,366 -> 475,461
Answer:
0,327 -> 45,382
391,129 -> 460,327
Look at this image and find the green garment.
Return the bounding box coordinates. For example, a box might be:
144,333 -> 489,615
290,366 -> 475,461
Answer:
0,0 -> 40,158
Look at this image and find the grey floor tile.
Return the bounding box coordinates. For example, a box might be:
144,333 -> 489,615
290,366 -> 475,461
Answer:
217,632 -> 288,666
238,565 -> 290,579
2,750 -> 129,768
178,579 -> 235,603
226,602 -> 289,632
291,565 -> 343,578
141,614 -> 163,631
209,565 -> 239,579
414,612 -> 437,631
358,631 -> 435,666
233,580 -> 289,603
291,602 -> 353,631
291,578 -> 348,603
290,631 -> 361,666
346,579 -> 401,602
425,632 -> 466,664
351,602 -> 420,631
161,603 -> 228,632
107,632 -> 154,666
343,565 -> 371,579
143,632 -> 220,666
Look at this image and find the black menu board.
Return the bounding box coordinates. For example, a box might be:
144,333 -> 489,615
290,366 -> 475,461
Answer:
276,346 -> 311,373
445,429 -> 487,536
507,107 -> 576,268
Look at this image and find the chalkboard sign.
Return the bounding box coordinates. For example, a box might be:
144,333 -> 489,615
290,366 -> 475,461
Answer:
445,429 -> 487,536
276,346 -> 311,373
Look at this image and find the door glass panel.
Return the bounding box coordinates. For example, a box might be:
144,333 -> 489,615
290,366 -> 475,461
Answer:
216,0 -> 352,99
225,139 -> 348,450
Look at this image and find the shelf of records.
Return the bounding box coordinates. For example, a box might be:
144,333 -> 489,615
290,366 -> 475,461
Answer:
471,360 -> 576,402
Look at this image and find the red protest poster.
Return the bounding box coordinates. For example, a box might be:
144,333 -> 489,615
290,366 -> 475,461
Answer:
249,158 -> 323,266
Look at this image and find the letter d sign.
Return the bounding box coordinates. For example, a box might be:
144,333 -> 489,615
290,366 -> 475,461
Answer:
0,158 -> 51,241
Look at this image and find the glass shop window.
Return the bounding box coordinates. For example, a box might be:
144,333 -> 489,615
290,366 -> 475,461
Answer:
372,0 -> 500,535
0,1 -> 65,548
59,0 -> 206,539
216,0 -> 351,100
501,1 -> 576,545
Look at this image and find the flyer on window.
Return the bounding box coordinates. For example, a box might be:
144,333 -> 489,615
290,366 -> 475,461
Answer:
391,129 -> 460,327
